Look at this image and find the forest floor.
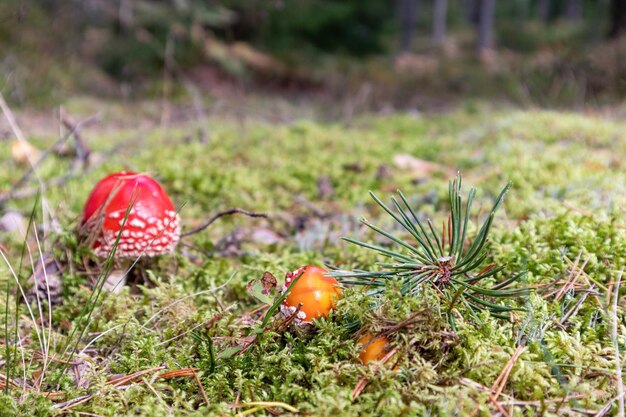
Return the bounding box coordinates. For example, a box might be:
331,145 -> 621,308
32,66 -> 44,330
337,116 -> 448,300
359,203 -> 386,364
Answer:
0,95 -> 625,416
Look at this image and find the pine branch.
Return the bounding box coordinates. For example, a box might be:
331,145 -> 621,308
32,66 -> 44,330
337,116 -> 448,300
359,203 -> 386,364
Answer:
331,174 -> 529,323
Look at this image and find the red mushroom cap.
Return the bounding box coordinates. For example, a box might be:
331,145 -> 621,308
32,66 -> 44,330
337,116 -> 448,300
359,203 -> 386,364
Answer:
81,172 -> 180,258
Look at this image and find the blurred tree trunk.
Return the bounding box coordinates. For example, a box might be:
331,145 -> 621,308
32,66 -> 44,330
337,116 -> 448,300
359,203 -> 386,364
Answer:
516,0 -> 529,25
399,0 -> 419,52
477,0 -> 495,53
538,0 -> 550,22
118,0 -> 134,30
463,0 -> 480,25
609,0 -> 626,38
565,0 -> 582,21
432,0 -> 448,46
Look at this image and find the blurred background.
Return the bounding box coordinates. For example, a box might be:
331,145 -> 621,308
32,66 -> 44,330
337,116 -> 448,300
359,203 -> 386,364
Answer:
0,0 -> 625,114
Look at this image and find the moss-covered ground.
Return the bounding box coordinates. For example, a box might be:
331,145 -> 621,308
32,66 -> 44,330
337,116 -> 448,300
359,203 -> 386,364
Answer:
1,102 -> 625,416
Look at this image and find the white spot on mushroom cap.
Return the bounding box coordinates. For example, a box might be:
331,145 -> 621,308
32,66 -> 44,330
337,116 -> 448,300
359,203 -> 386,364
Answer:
129,218 -> 146,228
108,211 -> 122,219
91,212 -> 180,259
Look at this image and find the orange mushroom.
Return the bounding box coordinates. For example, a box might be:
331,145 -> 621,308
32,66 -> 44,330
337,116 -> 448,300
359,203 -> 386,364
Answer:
280,265 -> 341,324
358,333 -> 391,364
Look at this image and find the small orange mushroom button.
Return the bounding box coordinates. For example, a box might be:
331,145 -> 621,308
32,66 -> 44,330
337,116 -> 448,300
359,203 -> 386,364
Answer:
358,334 -> 390,364
280,265 -> 341,324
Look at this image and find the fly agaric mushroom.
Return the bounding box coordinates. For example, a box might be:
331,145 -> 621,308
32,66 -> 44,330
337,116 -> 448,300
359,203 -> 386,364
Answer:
357,333 -> 391,364
80,172 -> 180,291
280,265 -> 341,325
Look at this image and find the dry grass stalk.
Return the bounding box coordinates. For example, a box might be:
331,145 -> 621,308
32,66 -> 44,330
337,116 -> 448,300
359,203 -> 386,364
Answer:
554,252 -> 588,301
352,347 -> 399,400
610,269 -> 624,417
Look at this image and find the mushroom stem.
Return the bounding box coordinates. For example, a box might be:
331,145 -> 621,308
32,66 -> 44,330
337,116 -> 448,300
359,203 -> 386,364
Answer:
102,260 -> 131,293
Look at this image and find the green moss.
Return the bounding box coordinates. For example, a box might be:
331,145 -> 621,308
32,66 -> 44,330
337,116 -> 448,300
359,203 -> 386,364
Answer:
1,105 -> 625,415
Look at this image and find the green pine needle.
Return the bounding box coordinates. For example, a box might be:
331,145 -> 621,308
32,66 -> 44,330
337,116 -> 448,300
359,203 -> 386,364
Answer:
331,174 -> 530,323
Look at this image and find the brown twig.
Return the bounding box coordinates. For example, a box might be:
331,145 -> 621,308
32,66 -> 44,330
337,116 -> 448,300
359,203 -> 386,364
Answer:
491,343 -> 526,401
274,303 -> 303,333
235,303 -> 303,356
107,366 -> 166,388
352,347 -> 399,400
0,114 -> 99,206
484,342 -> 527,417
60,110 -> 93,170
0,372 -> 20,390
53,393 -> 95,410
193,370 -> 210,407
0,125 -> 155,204
156,311 -> 228,347
377,309 -> 430,338
156,368 -> 199,380
294,195 -> 327,218
233,305 -> 269,325
181,208 -> 268,237
555,253 -> 589,302
52,366 -> 167,411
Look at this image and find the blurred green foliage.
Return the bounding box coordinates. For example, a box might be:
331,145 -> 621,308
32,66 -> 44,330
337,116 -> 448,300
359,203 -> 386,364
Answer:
0,0 -> 624,106
224,0 -> 394,57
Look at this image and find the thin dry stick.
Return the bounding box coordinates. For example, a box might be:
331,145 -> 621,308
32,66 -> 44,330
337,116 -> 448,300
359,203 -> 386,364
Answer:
376,310 -> 430,339
29,219 -> 54,391
563,201 -> 594,217
352,347 -> 399,400
561,257 -> 590,299
54,393 -> 95,411
0,92 -> 29,147
2,124 -> 155,203
0,115 -> 98,205
294,195 -> 327,217
141,273 -> 235,329
0,372 -> 19,389
60,111 -> 93,169
564,255 -> 609,293
555,252 -> 587,301
155,368 -> 209,407
462,376 -> 592,412
234,401 -> 298,414
491,344 -> 526,400
0,93 -> 58,227
490,396 -> 511,417
181,209 -> 268,237
611,268 -> 625,417
485,343 -> 527,417
79,323 -> 126,355
107,366 -> 166,388
559,290 -> 593,325
141,376 -> 171,413
0,250 -> 46,358
497,394 -> 589,406
193,371 -> 210,407
595,392 -> 626,417
156,309 -> 230,346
